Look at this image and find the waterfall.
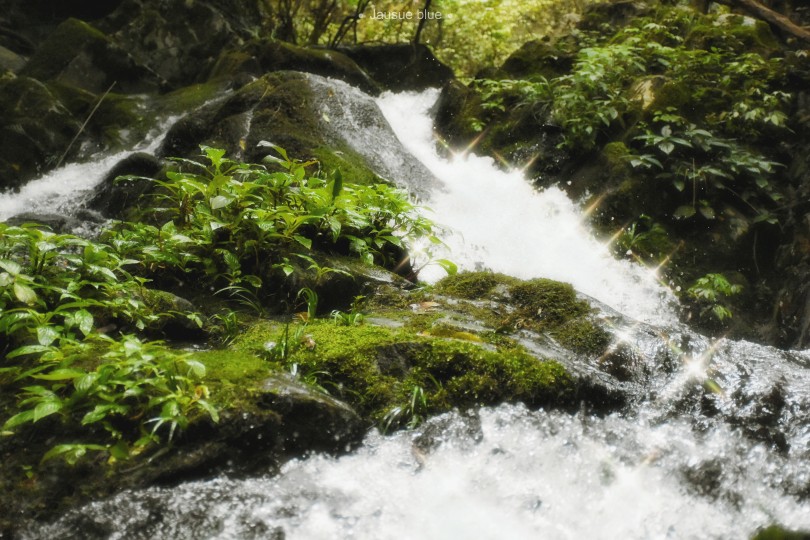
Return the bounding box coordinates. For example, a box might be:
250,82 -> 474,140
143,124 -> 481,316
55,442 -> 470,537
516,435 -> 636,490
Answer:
12,81 -> 810,539
376,89 -> 678,327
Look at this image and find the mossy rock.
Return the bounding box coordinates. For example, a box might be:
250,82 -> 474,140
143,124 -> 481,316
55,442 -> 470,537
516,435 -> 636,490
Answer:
508,278 -> 591,328
231,320 -> 573,425
99,0 -> 265,88
686,15 -> 780,55
336,43 -> 454,92
551,318 -> 611,357
434,79 -> 484,147
434,271 -> 518,300
750,526 -> 810,540
600,142 -> 632,179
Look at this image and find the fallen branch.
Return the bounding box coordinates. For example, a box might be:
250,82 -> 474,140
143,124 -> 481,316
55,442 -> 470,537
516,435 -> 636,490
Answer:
717,0 -> 810,43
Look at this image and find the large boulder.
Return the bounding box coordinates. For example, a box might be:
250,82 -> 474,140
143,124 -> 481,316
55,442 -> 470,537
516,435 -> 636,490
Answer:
157,71 -> 436,197
86,152 -> 164,218
337,43 -> 454,91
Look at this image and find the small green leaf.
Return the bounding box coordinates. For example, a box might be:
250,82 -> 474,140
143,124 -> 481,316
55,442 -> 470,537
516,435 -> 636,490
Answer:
37,325 -> 60,347
184,359 -> 207,379
294,235 -> 313,250
13,283 -> 38,305
33,369 -> 85,381
331,169 -> 343,201
75,309 -> 94,336
33,400 -> 62,422
0,259 -> 22,275
2,409 -> 36,430
210,195 -> 233,210
75,372 -> 99,393
659,141 -> 675,155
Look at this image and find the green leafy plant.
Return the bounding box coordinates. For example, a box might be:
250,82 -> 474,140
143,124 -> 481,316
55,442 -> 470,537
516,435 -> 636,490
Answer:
331,295 -> 366,326
107,145 -> 444,304
687,273 -> 743,322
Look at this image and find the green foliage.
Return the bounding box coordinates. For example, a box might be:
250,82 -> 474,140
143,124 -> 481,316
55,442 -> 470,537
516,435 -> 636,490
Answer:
4,336 -> 215,451
331,295 -> 365,326
1,145 -> 443,465
687,273 -> 743,322
0,224 -> 155,362
0,224 -> 216,462
615,215 -> 673,262
629,109 -> 783,222
106,145 -> 441,303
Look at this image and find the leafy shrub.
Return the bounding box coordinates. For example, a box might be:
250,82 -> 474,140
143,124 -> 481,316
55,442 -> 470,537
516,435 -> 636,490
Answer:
106,145 -> 441,301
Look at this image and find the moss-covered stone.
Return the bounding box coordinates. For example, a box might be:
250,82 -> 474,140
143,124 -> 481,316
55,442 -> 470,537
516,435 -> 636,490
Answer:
508,278 -> 591,328
230,319 -> 573,425
435,270 -> 516,299
499,39 -> 575,79
0,76 -> 79,190
552,318 -> 611,357
600,142 -> 632,179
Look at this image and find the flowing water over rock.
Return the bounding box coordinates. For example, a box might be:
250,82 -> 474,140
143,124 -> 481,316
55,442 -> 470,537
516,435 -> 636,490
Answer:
12,79 -> 810,539
0,116 -> 176,224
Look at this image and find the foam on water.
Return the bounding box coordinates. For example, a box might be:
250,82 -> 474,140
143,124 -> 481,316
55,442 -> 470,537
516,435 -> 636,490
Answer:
32,406 -> 810,540
375,89 -> 677,326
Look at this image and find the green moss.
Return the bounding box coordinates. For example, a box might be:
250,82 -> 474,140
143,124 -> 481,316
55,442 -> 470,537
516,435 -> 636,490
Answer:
750,526 -> 810,540
552,319 -> 611,356
155,80 -> 228,116
508,278 -> 591,328
281,321 -> 571,423
193,348 -> 270,408
601,142 -> 631,178
312,145 -> 380,186
435,271 -> 518,299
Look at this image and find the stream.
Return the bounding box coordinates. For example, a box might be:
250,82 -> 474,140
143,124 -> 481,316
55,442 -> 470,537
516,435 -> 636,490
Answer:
12,80 -> 810,539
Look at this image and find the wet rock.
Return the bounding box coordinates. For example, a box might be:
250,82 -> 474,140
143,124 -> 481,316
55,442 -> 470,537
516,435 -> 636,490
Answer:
5,212 -> 87,232
158,71 -> 436,197
434,79 -> 482,148
337,43 -> 454,91
87,152 -> 163,218
140,289 -> 207,339
258,373 -> 365,454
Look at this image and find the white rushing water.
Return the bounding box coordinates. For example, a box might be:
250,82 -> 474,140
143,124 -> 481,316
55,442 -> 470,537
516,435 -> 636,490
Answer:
0,117 -> 176,222
376,89 -> 678,326
34,406 -> 810,539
